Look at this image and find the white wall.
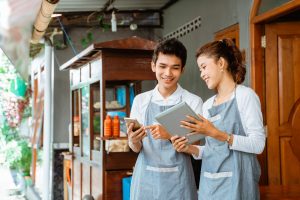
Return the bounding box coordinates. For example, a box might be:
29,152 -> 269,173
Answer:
162,0 -> 253,101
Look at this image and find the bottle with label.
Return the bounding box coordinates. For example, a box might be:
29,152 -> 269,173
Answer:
113,115 -> 120,137
104,115 -> 112,137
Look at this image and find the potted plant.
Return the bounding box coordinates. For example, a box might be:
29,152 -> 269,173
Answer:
5,138 -> 32,176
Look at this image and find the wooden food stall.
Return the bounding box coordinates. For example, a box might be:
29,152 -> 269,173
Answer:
60,37 -> 156,200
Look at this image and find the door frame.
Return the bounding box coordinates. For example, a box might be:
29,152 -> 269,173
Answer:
251,0 -> 300,116
250,0 -> 300,185
214,23 -> 239,47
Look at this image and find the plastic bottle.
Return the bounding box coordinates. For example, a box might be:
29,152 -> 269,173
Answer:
113,115 -> 120,137
104,115 -> 112,137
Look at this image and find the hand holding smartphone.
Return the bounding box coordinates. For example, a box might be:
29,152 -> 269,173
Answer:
124,117 -> 142,131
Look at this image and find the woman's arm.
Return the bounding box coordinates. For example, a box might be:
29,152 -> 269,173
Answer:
229,88 -> 266,154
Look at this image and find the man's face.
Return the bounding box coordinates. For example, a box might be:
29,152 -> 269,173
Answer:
152,52 -> 184,91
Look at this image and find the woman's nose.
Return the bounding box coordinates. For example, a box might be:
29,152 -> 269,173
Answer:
200,71 -> 205,79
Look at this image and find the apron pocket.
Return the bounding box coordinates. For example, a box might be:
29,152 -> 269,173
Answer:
201,171 -> 232,199
146,165 -> 182,200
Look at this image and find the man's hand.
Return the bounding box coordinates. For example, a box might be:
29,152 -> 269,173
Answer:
127,123 -> 146,144
145,124 -> 171,140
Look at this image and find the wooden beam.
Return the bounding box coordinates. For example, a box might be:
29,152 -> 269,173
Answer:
252,0 -> 300,23
250,0 -> 261,19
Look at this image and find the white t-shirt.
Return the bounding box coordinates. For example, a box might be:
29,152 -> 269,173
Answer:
194,85 -> 266,159
130,84 -> 203,125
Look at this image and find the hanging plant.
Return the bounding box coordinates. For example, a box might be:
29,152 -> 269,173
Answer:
81,31 -> 94,48
2,88 -> 31,128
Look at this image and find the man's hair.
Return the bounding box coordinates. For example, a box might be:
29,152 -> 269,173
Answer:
82,195 -> 94,200
152,38 -> 187,67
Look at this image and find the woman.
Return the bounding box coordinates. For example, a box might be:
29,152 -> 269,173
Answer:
171,38 -> 265,200
127,38 -> 202,200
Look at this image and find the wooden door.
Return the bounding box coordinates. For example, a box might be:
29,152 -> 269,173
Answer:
214,23 -> 239,47
266,22 -> 300,185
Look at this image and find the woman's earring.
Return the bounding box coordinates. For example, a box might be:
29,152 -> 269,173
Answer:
220,68 -> 224,72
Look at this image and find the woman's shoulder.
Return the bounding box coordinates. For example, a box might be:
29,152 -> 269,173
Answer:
236,85 -> 259,101
236,85 -> 261,114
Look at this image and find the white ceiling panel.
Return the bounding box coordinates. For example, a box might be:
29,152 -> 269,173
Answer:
55,0 -> 172,12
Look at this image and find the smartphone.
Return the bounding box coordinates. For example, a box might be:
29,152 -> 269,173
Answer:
124,117 -> 142,131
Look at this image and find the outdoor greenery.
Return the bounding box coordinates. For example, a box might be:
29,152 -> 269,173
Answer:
4,139 -> 32,176
0,49 -> 32,176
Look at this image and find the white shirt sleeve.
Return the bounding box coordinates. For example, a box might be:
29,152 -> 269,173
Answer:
230,86 -> 266,154
129,94 -> 143,124
192,145 -> 205,160
193,98 -> 203,115
182,90 -> 203,115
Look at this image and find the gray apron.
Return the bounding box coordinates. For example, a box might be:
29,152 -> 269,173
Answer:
199,90 -> 261,200
130,93 -> 198,200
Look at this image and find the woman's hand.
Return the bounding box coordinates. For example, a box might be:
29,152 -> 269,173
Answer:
145,124 -> 171,140
180,114 -> 218,137
127,123 -> 146,144
170,135 -> 189,153
170,135 -> 200,156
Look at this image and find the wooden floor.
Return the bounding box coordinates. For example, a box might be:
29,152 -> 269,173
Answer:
260,185 -> 300,199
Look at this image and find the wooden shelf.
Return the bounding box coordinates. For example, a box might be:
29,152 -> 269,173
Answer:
96,136 -> 128,140
64,37 -> 156,200
105,107 -> 126,111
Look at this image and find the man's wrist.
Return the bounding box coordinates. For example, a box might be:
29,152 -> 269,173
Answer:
129,140 -> 141,146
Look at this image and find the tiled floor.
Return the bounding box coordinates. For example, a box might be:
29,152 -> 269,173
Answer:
0,165 -> 27,200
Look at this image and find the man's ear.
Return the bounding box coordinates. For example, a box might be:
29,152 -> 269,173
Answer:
181,66 -> 185,73
151,62 -> 156,72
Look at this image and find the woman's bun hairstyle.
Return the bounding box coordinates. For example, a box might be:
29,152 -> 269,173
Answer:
196,38 -> 246,84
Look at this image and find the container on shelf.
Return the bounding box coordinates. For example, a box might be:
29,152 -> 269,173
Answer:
104,115 -> 112,137
113,116 -> 120,137
107,111 -> 127,137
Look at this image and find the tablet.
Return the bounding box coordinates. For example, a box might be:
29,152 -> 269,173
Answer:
155,102 -> 204,143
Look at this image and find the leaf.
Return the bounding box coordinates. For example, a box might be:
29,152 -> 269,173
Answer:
81,38 -> 88,48
87,32 -> 94,43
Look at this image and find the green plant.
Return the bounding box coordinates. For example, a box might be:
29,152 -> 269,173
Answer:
0,123 -> 19,143
5,138 -> 32,176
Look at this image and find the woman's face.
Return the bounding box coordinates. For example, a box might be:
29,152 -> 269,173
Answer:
197,55 -> 224,90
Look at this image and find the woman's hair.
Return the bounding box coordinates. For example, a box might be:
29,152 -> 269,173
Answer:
152,38 -> 187,67
195,38 -> 246,84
